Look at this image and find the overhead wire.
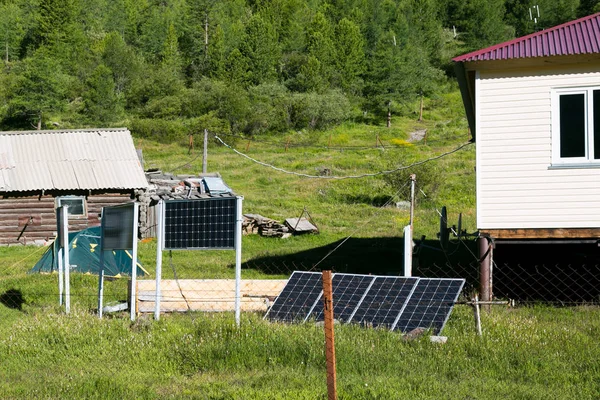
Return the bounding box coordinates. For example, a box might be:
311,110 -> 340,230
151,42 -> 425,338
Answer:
215,131 -> 470,151
215,135 -> 473,180
309,179 -> 412,271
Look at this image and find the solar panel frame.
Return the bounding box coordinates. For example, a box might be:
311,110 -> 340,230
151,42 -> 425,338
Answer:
391,278 -> 465,334
266,271 -> 324,323
348,276 -> 420,329
162,197 -> 237,250
309,273 -> 376,323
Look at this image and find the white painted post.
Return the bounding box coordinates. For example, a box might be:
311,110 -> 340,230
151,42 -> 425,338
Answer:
97,244 -> 105,318
130,202 -> 139,322
403,225 -> 412,277
154,201 -> 163,320
62,206 -> 70,314
57,206 -> 64,306
58,245 -> 64,306
234,196 -> 243,326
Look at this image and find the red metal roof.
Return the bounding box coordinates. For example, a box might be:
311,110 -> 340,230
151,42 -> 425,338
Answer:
453,12 -> 600,62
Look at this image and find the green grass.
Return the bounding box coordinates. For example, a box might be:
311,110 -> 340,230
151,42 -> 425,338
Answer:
2,91 -> 599,398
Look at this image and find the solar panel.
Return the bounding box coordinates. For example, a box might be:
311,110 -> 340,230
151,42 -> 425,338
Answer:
392,278 -> 465,334
266,272 -> 465,335
163,198 -> 237,250
310,274 -> 375,323
267,271 -> 323,323
349,276 -> 419,328
102,203 -> 135,250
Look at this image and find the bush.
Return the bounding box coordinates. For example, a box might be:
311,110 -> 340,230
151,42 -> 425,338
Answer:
290,90 -> 351,130
130,118 -> 187,144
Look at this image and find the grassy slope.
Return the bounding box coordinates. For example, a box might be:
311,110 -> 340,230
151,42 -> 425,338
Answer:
2,91 -> 599,398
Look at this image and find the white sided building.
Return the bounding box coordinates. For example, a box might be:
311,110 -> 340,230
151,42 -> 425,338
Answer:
454,12 -> 600,241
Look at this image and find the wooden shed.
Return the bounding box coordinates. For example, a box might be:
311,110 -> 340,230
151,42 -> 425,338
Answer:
0,128 -> 148,245
454,12 -> 600,242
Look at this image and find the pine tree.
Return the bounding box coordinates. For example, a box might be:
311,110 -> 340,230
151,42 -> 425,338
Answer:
239,14 -> 280,85
0,3 -> 26,63
333,18 -> 365,94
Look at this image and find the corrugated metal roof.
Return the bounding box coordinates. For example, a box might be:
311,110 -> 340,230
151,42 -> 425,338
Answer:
453,12 -> 600,62
0,128 -> 148,192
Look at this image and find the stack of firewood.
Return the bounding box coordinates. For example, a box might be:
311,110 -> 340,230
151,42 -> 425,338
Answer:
243,214 -> 290,238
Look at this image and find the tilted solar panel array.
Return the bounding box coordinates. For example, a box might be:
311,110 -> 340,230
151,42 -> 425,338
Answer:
265,271 -> 323,323
266,272 -> 464,334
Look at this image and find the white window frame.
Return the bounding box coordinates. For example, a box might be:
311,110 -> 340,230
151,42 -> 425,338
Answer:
57,196 -> 87,217
551,86 -> 600,167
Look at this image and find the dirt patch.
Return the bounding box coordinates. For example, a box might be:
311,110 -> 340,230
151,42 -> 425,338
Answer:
408,129 -> 427,142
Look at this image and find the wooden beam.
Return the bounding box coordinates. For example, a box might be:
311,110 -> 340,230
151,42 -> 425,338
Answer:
481,228 -> 600,240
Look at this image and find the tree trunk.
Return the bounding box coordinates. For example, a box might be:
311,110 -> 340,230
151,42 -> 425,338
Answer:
37,112 -> 42,130
387,102 -> 391,128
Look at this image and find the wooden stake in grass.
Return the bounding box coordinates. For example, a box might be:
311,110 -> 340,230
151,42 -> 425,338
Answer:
322,270 -> 338,400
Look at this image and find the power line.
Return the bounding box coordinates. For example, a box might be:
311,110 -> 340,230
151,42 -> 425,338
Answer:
310,180 -> 412,271
214,135 -> 473,180
214,131 -> 468,150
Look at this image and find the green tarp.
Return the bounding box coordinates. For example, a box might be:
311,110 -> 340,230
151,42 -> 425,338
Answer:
30,227 -> 148,277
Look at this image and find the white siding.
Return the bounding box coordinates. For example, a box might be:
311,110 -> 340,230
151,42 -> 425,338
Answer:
476,64 -> 600,229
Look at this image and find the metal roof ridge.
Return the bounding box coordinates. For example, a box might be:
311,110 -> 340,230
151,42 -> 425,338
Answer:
453,12 -> 600,62
0,127 -> 129,135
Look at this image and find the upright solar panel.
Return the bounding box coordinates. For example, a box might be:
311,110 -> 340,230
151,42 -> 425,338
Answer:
349,277 -> 419,329
310,274 -> 375,322
392,278 -> 465,334
163,198 -> 237,250
267,271 -> 323,323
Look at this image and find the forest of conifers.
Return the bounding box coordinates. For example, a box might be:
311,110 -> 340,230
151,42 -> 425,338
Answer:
0,0 -> 597,137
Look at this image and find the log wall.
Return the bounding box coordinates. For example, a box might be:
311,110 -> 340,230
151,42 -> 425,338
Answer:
0,191 -> 134,246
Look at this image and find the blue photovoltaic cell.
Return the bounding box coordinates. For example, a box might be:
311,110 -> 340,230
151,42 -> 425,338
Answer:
349,277 -> 419,328
163,198 -> 236,250
392,278 -> 465,334
266,272 -> 465,334
267,271 -> 323,323
310,274 -> 375,322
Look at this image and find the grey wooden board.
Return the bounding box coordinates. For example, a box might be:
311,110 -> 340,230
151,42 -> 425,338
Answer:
285,218 -> 318,233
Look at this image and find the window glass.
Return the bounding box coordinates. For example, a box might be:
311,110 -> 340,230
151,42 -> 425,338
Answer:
59,197 -> 85,216
559,93 -> 586,158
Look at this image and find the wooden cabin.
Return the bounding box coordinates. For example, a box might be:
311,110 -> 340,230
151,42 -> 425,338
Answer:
0,128 -> 148,245
453,13 -> 600,300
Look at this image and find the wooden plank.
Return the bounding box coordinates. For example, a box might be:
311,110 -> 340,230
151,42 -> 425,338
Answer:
18,215 -> 41,226
137,279 -> 287,313
482,228 -> 600,239
285,218 -> 318,233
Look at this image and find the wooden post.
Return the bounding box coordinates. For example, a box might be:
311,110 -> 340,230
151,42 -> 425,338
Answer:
245,140 -> 251,152
409,174 -> 416,228
387,101 -> 391,128
285,137 -> 291,152
188,134 -> 194,154
328,134 -> 332,147
202,129 -> 208,174
322,270 -> 338,400
478,236 -> 492,308
473,295 -> 482,336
